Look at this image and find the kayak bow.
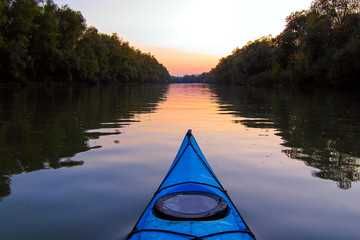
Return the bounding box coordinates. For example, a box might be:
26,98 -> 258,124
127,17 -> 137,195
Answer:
128,130 -> 256,240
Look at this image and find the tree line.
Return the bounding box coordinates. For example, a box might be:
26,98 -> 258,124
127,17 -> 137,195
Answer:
0,0 -> 170,85
210,0 -> 360,89
171,74 -> 209,83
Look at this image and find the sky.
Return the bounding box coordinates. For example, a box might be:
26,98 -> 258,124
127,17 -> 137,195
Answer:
55,0 -> 312,76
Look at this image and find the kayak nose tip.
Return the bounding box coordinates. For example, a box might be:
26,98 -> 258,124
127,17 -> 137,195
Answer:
186,129 -> 193,136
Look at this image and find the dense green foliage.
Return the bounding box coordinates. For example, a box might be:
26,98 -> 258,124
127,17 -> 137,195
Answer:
211,0 -> 360,89
0,0 -> 170,85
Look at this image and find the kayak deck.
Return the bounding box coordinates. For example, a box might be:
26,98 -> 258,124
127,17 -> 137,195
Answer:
128,130 -> 256,240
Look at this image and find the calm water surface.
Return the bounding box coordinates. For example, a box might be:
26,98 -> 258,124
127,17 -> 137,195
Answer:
0,84 -> 359,240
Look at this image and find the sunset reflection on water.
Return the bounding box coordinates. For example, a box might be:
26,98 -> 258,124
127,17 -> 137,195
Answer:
0,84 -> 359,240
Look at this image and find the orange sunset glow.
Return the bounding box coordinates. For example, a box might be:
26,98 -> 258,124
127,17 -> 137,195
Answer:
55,0 -> 312,76
142,47 -> 220,76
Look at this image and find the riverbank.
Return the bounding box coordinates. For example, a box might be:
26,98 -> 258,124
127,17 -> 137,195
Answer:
0,0 -> 170,86
208,0 -> 360,90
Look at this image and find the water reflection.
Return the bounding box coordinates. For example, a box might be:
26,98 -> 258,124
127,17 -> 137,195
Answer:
212,86 -> 360,190
0,85 -> 168,199
1,84 -> 359,240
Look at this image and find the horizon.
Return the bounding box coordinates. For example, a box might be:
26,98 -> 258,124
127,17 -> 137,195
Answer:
55,0 -> 312,76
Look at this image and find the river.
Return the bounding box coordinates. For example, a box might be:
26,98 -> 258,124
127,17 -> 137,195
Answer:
0,84 -> 359,240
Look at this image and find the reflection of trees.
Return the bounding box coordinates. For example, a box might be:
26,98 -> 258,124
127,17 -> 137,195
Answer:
0,85 -> 168,199
283,148 -> 360,189
0,176 -> 10,198
212,85 -> 360,190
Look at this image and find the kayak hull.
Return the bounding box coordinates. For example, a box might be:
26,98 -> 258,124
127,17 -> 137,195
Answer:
128,130 -> 256,240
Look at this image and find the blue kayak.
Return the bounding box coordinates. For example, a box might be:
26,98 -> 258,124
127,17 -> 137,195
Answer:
128,130 -> 256,240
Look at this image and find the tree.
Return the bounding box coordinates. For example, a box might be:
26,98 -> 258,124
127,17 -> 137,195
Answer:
212,37 -> 275,85
57,5 -> 85,50
0,0 -> 8,76
211,0 -> 360,89
56,5 -> 86,81
0,0 -> 170,84
311,0 -> 360,25
30,0 -> 60,81
4,0 -> 40,81
0,0 -> 7,47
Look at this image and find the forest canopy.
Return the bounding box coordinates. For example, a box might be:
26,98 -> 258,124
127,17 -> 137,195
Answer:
0,0 -> 170,85
210,0 -> 360,89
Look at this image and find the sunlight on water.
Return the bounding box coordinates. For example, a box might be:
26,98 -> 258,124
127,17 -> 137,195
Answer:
0,84 -> 359,240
